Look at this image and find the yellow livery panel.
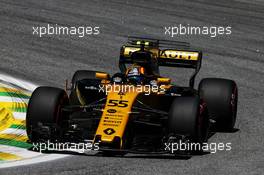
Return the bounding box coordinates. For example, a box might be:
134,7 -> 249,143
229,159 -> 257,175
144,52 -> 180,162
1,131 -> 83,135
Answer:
123,47 -> 140,57
95,86 -> 139,147
122,46 -> 199,61
159,50 -> 199,61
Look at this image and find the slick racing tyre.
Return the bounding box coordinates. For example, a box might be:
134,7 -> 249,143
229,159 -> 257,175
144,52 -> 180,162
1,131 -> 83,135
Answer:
168,96 -> 209,144
69,70 -> 105,105
26,87 -> 69,142
71,70 -> 99,89
198,78 -> 238,131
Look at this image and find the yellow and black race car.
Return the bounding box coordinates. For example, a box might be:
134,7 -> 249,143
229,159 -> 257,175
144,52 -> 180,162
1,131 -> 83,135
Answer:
26,37 -> 238,156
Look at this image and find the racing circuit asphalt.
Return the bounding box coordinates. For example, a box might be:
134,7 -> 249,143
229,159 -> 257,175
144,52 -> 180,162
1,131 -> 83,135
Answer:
0,0 -> 264,174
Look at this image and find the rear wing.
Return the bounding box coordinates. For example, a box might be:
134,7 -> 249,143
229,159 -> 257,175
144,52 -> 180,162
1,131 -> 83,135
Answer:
119,37 -> 203,87
158,49 -> 202,69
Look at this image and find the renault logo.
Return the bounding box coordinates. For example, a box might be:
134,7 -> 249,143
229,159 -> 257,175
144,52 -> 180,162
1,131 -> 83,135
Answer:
103,128 -> 115,135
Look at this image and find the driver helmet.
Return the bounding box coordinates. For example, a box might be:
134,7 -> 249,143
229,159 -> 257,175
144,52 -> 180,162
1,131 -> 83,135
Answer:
126,64 -> 145,85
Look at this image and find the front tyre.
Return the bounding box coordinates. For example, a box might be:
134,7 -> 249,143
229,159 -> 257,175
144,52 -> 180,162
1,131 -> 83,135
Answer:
168,96 -> 209,144
26,87 -> 69,142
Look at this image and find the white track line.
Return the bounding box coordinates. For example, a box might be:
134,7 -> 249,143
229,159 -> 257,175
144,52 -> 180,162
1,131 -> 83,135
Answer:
0,96 -> 29,103
12,112 -> 26,120
0,145 -> 41,158
0,73 -> 37,92
0,128 -> 27,135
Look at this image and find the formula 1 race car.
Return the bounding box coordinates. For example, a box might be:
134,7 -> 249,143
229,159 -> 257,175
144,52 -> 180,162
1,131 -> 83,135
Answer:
26,37 -> 238,155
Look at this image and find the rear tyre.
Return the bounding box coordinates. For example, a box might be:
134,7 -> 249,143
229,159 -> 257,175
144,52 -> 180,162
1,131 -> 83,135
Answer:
71,70 -> 99,89
26,87 -> 69,142
168,96 -> 209,144
69,70 -> 103,105
198,78 -> 238,131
